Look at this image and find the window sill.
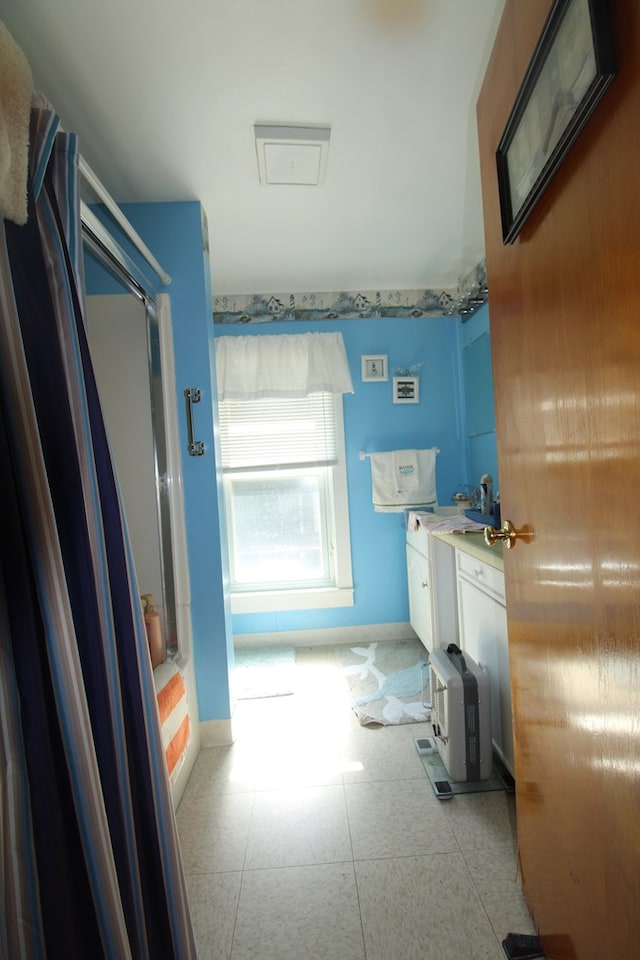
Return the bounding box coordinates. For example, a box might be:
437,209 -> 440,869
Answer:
230,586 -> 354,615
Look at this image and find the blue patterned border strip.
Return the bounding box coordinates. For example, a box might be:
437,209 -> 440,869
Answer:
213,262 -> 487,324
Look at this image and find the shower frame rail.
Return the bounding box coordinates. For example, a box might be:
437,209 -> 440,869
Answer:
79,156 -> 171,286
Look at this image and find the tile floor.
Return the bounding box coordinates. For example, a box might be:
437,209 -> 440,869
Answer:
176,645 -> 535,960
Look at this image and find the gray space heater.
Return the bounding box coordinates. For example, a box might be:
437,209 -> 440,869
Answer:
429,644 -> 492,782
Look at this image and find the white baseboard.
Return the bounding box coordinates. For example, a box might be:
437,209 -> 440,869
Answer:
199,717 -> 234,747
170,724 -> 201,808
233,621 -> 416,649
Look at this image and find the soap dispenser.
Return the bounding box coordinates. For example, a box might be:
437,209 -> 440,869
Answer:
480,474 -> 493,516
141,594 -> 165,669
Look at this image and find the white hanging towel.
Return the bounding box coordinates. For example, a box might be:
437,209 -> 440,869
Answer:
368,448 -> 437,512
394,450 -> 419,491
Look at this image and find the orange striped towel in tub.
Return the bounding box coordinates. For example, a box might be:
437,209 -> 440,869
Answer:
154,662 -> 191,782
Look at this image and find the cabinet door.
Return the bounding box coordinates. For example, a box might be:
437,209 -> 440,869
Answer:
406,544 -> 433,653
430,536 -> 458,648
457,575 -> 513,774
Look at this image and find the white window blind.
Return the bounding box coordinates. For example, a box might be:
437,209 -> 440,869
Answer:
219,393 -> 338,472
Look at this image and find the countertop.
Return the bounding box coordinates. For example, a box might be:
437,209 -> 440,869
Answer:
431,530 -> 504,572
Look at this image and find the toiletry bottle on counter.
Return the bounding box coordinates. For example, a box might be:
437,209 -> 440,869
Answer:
141,594 -> 165,668
480,474 -> 493,516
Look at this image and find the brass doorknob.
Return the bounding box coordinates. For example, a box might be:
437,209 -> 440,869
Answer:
484,519 -> 517,550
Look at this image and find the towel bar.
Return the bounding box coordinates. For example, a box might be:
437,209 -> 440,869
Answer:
359,447 -> 439,460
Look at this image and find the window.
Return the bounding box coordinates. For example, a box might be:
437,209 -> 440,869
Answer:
215,331 -> 354,614
219,392 -> 353,613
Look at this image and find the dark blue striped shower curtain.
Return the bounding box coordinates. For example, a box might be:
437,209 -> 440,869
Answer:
0,105 -> 196,959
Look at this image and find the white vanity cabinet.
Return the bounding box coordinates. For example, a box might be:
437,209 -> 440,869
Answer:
406,527 -> 433,652
406,526 -> 457,653
455,549 -> 514,774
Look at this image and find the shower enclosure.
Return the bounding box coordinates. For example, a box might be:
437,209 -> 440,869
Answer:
82,214 -> 183,660
85,292 -> 178,652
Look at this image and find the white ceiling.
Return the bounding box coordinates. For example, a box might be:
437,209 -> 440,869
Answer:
1,0 -> 505,297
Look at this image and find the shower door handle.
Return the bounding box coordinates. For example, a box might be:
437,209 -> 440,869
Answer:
184,388 -> 205,456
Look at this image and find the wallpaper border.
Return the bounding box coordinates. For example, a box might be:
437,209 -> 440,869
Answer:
213,261 -> 487,324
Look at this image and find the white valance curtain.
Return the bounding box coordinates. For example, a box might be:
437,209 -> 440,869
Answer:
215,331 -> 354,400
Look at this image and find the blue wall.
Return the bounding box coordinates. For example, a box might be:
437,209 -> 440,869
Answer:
214,316 -> 467,636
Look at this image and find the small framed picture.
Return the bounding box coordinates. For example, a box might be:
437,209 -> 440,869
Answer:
393,376 -> 419,404
361,355 -> 388,382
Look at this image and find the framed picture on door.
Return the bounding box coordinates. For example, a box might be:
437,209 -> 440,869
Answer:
496,0 -> 616,243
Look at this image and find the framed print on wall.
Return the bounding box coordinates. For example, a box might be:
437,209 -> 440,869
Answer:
393,376 -> 419,404
361,355 -> 388,382
496,0 -> 616,244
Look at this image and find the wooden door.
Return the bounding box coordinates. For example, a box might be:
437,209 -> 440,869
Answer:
477,2 -> 640,957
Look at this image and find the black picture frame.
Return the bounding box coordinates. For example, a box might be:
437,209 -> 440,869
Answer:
496,0 -> 616,244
